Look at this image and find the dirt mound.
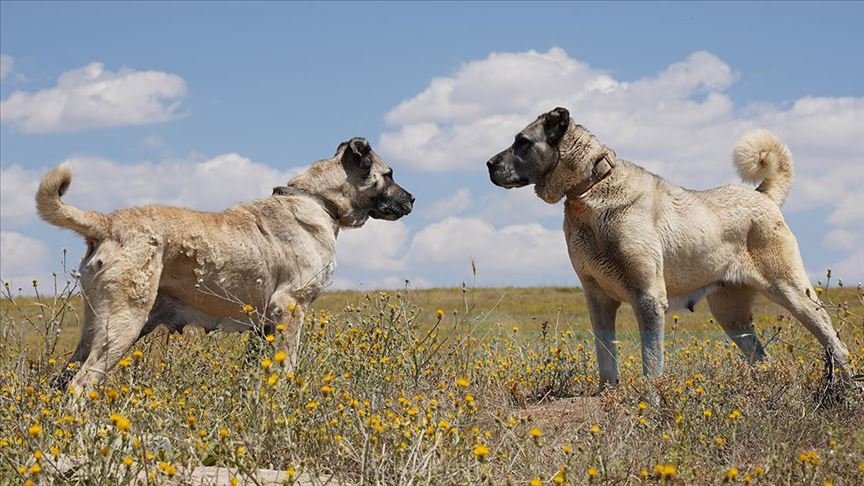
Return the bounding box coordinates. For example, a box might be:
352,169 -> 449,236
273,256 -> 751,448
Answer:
517,396 -> 604,431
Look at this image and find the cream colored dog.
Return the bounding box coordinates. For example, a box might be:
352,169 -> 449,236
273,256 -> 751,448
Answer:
37,138 -> 413,396
487,107 -> 853,390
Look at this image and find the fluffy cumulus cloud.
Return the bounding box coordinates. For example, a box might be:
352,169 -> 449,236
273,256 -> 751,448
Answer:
0,155 -> 305,229
0,231 -> 51,288
1,62 -> 187,133
373,47 -> 864,285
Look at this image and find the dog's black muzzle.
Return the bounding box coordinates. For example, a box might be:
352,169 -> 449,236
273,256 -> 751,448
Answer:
369,184 -> 414,220
487,152 -> 529,188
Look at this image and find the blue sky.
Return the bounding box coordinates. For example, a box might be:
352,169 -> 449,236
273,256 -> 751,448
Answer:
2,1 -> 862,291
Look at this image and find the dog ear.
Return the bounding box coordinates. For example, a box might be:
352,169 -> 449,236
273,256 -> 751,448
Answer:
342,137 -> 373,171
543,107 -> 570,145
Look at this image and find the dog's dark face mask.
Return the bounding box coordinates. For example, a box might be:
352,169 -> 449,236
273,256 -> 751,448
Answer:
486,107 -> 570,188
340,138 -> 414,221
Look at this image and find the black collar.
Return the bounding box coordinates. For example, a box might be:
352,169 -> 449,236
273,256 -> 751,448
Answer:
272,185 -> 341,221
565,155 -> 614,200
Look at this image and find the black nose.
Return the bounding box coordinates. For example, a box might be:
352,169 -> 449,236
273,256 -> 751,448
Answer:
486,159 -> 495,168
409,194 -> 416,203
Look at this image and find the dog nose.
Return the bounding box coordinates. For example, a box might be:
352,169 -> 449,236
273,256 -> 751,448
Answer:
486,159 -> 495,169
409,194 -> 416,203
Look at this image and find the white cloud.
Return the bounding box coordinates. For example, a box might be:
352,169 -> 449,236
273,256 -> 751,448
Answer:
407,217 -> 570,276
422,187 -> 473,220
378,49 -> 862,193
822,229 -> 863,252
0,155 -> 305,230
0,231 -> 50,287
1,62 -> 187,133
0,54 -> 13,80
0,163 -> 41,227
337,219 -> 409,272
333,214 -> 573,287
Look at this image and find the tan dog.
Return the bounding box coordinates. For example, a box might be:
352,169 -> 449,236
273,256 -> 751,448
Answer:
37,138 -> 413,396
487,107 -> 852,390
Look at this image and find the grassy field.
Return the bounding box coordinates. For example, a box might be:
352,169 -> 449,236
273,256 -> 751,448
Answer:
1,281 -> 863,484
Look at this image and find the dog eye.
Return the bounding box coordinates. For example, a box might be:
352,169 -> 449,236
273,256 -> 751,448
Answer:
514,136 -> 532,150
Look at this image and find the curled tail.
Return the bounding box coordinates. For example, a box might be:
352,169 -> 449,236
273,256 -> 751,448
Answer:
733,129 -> 795,206
36,164 -> 110,240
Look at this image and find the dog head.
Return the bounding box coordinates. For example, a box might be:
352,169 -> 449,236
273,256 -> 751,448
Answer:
339,137 -> 414,223
487,107 -> 570,189
487,107 -> 612,204
289,138 -> 414,228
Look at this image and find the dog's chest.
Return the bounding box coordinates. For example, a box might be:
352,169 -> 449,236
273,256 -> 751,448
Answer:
294,259 -> 336,303
562,212 -> 633,300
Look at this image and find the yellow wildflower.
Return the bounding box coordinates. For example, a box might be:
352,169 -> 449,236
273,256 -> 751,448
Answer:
725,467 -> 739,482
28,424 -> 42,437
158,462 -> 177,477
472,443 -> 490,461
654,464 -> 677,480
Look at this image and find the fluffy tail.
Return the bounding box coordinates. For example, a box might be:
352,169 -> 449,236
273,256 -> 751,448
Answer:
36,164 -> 110,240
733,129 -> 795,206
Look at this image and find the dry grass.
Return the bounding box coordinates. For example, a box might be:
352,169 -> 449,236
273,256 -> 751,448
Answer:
1,277 -> 863,485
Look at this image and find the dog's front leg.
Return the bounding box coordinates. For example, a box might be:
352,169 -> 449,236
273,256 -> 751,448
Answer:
267,292 -> 306,372
583,279 -> 621,393
632,290 -> 668,379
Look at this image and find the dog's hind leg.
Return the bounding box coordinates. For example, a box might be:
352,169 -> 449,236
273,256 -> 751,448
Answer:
751,232 -> 852,378
707,286 -> 766,363
763,279 -> 850,373
583,278 -> 621,391
68,239 -> 163,397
